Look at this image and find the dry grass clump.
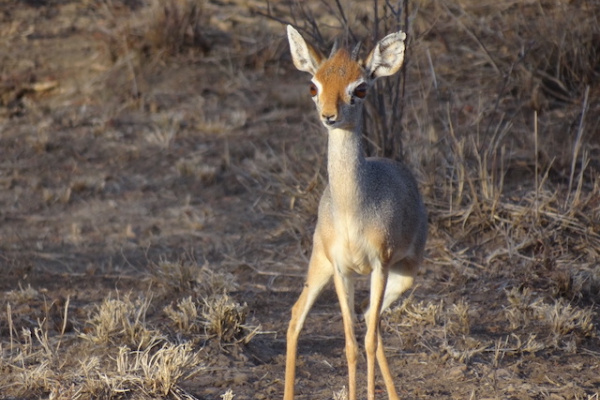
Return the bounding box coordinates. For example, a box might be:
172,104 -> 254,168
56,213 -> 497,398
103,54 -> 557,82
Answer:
164,296 -> 200,334
387,295 -> 471,334
504,287 -> 597,351
555,265 -> 600,304
3,283 -> 39,304
387,295 -> 442,328
490,333 -> 546,368
98,0 -> 210,60
1,285 -> 68,341
544,299 -> 595,340
111,341 -> 203,397
424,121 -> 600,321
221,388 -> 236,400
201,294 -> 259,344
386,287 -> 596,366
504,287 -> 541,331
63,340 -> 203,399
446,299 -> 471,335
141,0 -> 210,56
148,259 -> 237,296
385,295 -> 474,353
441,336 -> 488,363
333,386 -> 349,400
0,258 -> 255,398
1,296 -> 203,399
176,156 -> 219,184
80,295 -> 160,349
153,262 -> 260,344
163,294 -> 259,343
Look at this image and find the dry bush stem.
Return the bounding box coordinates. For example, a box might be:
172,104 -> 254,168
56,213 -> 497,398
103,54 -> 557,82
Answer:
566,85 -> 590,207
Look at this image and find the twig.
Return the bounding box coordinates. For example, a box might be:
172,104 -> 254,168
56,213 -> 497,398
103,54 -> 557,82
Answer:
534,111 -> 539,221
56,295 -> 70,354
565,85 -> 590,208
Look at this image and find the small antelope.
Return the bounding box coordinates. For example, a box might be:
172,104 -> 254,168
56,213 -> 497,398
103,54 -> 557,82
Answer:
283,26 -> 428,400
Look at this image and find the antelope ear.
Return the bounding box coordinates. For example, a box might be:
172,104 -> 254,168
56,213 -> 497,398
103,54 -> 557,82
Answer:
287,25 -> 323,75
364,31 -> 406,80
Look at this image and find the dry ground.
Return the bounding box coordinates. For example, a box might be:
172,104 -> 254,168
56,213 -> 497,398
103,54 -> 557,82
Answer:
1,0 -> 599,399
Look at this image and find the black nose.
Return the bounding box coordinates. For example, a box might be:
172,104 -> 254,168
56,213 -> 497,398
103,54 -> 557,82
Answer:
322,114 -> 336,125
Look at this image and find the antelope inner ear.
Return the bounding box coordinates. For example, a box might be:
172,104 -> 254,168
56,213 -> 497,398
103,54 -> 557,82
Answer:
287,25 -> 324,75
364,31 -> 406,79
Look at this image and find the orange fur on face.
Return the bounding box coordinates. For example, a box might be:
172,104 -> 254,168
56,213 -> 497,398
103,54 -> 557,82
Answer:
313,49 -> 363,118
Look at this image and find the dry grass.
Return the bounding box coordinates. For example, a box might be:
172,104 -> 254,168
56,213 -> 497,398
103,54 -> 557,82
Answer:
98,0 -> 211,59
333,386 -> 349,400
200,294 -> 258,344
384,284 -> 597,369
80,295 -> 159,348
0,260 -> 256,399
387,294 -> 442,327
1,302 -> 203,399
141,0 -> 210,56
162,292 -> 261,343
505,287 -> 596,349
221,388 -> 235,400
148,259 -> 237,296
164,296 -> 200,334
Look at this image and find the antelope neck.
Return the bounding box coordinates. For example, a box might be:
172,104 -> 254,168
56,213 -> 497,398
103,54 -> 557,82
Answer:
327,126 -> 366,212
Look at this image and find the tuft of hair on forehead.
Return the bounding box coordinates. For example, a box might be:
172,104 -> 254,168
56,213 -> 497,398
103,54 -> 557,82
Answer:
314,48 -> 363,83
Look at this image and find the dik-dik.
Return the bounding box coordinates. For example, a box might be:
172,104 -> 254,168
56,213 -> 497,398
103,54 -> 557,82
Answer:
283,26 -> 428,400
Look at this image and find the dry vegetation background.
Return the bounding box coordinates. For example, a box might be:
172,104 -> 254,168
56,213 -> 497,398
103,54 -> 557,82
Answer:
1,0 -> 599,399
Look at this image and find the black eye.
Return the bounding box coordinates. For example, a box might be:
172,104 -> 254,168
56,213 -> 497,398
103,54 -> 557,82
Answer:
353,83 -> 368,99
309,83 -> 318,97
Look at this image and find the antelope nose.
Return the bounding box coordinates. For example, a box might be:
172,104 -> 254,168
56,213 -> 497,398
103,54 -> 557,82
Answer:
322,113 -> 337,125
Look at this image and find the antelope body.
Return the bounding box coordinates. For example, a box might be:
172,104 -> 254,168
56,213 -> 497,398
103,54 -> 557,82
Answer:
284,25 -> 428,400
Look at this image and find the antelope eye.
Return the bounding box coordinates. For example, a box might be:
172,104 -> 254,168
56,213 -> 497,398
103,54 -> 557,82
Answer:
353,83 -> 368,99
309,83 -> 318,97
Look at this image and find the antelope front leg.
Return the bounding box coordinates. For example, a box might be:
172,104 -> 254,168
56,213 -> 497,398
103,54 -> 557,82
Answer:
365,264 -> 388,400
332,267 -> 358,400
284,249 -> 333,400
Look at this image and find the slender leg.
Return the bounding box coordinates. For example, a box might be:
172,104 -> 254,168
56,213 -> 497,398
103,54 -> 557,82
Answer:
372,258 -> 420,400
365,263 -> 388,400
332,267 -> 358,400
284,246 -> 333,400
376,332 -> 399,400
347,278 -> 357,324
